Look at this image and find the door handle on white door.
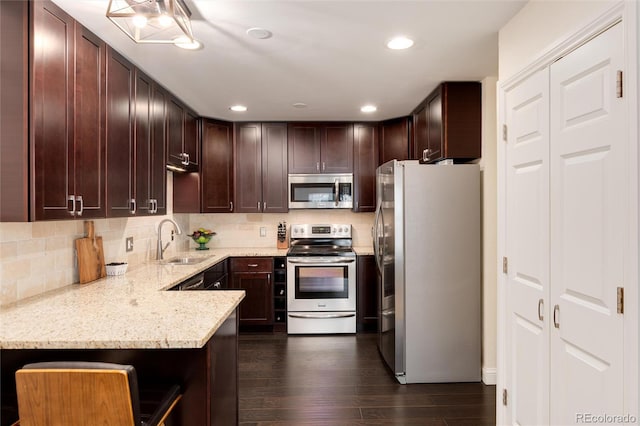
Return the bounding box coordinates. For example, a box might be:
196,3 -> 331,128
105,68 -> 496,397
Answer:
538,299 -> 544,321
553,304 -> 560,328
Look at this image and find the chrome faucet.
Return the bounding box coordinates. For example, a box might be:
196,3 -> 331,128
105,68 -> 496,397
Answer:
156,218 -> 182,260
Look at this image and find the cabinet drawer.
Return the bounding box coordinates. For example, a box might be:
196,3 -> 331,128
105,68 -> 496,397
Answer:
230,257 -> 272,272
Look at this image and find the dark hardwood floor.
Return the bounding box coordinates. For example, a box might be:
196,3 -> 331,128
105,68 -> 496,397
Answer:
238,333 -> 495,425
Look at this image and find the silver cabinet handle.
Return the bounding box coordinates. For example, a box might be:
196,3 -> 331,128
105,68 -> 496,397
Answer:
553,304 -> 560,328
68,195 -> 76,216
316,162 -> 320,171
263,201 -> 266,210
538,299 -> 544,321
322,162 -> 326,171
423,148 -> 431,161
182,277 -> 204,290
288,313 -> 355,319
247,264 -> 259,267
153,199 -> 158,213
257,201 -> 261,211
149,199 -> 154,213
229,201 -> 233,212
288,258 -> 355,264
181,152 -> 189,166
76,195 -> 83,216
130,198 -> 136,215
213,281 -> 221,289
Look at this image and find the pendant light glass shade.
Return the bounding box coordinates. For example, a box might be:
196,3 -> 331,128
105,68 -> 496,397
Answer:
106,0 -> 194,44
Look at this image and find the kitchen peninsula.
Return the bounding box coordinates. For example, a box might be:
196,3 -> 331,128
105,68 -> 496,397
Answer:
0,249 -> 284,426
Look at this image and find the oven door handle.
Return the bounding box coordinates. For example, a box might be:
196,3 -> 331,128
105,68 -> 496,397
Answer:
288,313 -> 356,319
287,258 -> 355,264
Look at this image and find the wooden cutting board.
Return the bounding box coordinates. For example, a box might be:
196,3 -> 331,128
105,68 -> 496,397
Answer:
75,221 -> 106,284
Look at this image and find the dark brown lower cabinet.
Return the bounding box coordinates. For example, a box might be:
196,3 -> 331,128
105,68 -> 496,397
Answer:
0,310 -> 238,426
357,255 -> 379,333
230,257 -> 274,327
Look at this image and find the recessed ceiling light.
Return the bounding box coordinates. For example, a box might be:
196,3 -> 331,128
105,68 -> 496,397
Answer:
246,27 -> 273,39
173,36 -> 203,50
292,103 -> 307,109
387,36 -> 414,50
361,105 -> 377,113
230,105 -> 248,112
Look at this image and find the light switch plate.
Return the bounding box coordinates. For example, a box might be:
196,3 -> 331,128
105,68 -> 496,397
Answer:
126,237 -> 134,252
260,227 -> 267,237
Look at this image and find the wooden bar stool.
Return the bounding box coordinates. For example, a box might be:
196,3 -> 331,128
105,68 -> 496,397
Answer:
14,361 -> 181,426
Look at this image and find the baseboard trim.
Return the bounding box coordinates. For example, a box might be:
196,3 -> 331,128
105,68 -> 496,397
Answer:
482,367 -> 497,385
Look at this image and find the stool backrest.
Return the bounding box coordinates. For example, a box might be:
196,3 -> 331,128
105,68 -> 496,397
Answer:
15,361 -> 141,426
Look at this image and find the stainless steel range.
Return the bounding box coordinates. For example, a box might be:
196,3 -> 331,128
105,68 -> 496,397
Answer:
286,224 -> 356,334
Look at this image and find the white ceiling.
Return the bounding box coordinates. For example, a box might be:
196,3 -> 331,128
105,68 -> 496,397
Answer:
51,0 -> 526,122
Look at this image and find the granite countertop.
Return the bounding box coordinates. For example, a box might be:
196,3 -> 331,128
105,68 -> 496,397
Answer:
0,248 -> 287,350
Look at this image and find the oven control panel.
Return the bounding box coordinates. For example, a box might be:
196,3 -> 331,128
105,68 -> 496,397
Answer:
290,224 -> 351,239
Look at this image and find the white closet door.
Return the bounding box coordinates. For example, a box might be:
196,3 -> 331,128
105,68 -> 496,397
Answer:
504,67 -> 550,425
550,22 -> 625,424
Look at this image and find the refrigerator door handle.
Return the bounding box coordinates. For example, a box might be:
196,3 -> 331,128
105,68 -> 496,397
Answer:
373,204 -> 382,271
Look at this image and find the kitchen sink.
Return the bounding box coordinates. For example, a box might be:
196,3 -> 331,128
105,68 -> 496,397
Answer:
162,256 -> 212,265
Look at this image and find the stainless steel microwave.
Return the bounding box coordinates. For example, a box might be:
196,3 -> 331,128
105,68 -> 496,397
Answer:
288,174 -> 353,209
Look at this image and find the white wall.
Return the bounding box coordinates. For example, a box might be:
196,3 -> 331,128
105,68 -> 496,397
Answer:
499,0 -> 618,81
480,76 -> 498,384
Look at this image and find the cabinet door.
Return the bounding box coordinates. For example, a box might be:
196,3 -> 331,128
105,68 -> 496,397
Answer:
353,123 -> 378,212
134,69 -> 152,215
166,98 -> 185,167
73,24 -> 106,219
357,255 -> 379,332
261,123 -> 288,213
287,123 -> 321,173
380,117 -> 410,164
0,0 -> 29,221
106,47 -> 134,217
150,84 -> 167,215
234,122 -> 262,213
231,272 -> 273,325
412,107 -> 428,161
441,82 -> 481,161
201,119 -> 234,213
426,89 -> 443,162
321,123 -> 353,173
31,0 -> 75,220
184,109 -> 199,167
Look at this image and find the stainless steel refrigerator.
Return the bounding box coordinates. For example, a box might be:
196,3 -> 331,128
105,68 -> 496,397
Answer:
373,160 -> 481,384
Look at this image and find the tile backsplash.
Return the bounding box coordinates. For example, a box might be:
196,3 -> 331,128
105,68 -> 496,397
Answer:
1,201 -> 373,306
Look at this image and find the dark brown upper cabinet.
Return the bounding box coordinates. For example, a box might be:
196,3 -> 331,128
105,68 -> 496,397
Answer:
105,47 -> 135,217
288,123 -> 353,174
353,123 -> 378,212
31,1 -> 106,221
412,82 -> 481,163
1,0 -> 29,221
167,98 -> 199,171
379,117 -> 411,164
234,123 -> 288,213
200,118 -> 234,213
150,84 -> 168,215
133,69 -> 166,216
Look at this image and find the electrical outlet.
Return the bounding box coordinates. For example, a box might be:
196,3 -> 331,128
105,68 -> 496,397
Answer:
260,227 -> 267,237
126,237 -> 134,252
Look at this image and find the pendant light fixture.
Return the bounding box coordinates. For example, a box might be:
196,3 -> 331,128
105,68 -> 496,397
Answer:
106,0 -> 195,44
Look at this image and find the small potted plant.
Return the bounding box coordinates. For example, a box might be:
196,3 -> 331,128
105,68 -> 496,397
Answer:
189,228 -> 216,250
